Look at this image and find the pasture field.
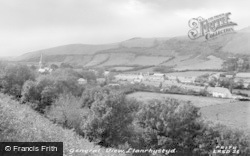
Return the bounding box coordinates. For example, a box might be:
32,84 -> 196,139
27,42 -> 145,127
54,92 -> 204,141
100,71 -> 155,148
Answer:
128,92 -> 250,132
127,92 -> 232,108
174,55 -> 223,71
201,101 -> 250,132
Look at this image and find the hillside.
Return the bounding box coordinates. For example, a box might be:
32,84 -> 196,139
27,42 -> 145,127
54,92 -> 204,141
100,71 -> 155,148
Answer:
0,93 -> 125,156
14,27 -> 250,70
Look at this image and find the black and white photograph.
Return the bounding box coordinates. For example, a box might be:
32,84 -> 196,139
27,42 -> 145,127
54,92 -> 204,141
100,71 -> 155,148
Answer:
0,0 -> 250,156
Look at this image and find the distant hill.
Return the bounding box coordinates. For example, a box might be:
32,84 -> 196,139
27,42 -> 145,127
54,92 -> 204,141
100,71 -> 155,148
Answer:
14,27 -> 250,71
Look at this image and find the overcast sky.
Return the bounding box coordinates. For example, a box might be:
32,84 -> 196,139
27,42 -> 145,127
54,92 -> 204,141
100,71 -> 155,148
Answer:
0,0 -> 250,57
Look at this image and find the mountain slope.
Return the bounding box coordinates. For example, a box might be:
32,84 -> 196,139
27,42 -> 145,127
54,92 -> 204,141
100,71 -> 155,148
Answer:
14,27 -> 250,70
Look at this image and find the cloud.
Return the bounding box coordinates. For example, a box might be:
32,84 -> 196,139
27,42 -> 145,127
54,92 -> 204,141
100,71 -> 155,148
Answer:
0,0 -> 249,56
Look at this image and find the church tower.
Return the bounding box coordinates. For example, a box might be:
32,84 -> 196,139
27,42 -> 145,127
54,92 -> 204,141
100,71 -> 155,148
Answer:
39,53 -> 43,69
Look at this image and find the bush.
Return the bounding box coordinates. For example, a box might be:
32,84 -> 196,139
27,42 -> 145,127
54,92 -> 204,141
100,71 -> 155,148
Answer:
46,94 -> 88,136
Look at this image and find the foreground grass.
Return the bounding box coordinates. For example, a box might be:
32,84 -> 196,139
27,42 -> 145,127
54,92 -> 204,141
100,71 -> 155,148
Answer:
0,94 -> 126,156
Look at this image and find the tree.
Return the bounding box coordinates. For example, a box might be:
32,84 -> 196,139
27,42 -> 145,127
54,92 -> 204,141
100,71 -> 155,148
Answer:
30,65 -> 37,71
50,64 -> 59,70
21,80 -> 39,104
21,69 -> 85,112
81,70 -> 97,83
81,90 -> 134,148
234,79 -> 244,89
60,63 -> 73,69
135,99 -> 206,155
0,64 -> 35,98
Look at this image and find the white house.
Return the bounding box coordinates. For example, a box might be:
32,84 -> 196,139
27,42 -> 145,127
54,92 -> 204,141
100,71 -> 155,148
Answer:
207,87 -> 232,98
177,76 -> 196,84
104,71 -> 110,76
78,78 -> 87,85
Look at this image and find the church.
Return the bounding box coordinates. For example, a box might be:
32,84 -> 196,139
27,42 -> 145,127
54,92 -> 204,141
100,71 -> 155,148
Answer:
38,53 -> 52,74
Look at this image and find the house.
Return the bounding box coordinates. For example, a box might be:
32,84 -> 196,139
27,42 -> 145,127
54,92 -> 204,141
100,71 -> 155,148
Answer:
108,83 -> 120,87
97,78 -> 106,84
115,73 -> 143,82
207,87 -> 232,98
38,67 -> 52,73
165,75 -> 177,81
223,73 -> 235,78
78,78 -> 87,85
104,71 -> 110,76
153,73 -> 165,77
143,74 -> 164,82
177,76 -> 196,84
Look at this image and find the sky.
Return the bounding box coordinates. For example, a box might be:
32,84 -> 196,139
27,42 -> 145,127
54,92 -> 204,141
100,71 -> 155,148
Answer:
0,0 -> 250,57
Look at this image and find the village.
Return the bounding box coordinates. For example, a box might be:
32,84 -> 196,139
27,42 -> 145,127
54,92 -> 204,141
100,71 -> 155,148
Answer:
112,71 -> 250,100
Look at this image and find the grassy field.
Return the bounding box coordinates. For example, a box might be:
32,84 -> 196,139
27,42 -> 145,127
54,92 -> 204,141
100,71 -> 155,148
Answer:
128,92 -> 250,132
174,55 -> 223,70
164,71 -> 223,77
200,101 -> 250,132
127,92 -> 232,107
